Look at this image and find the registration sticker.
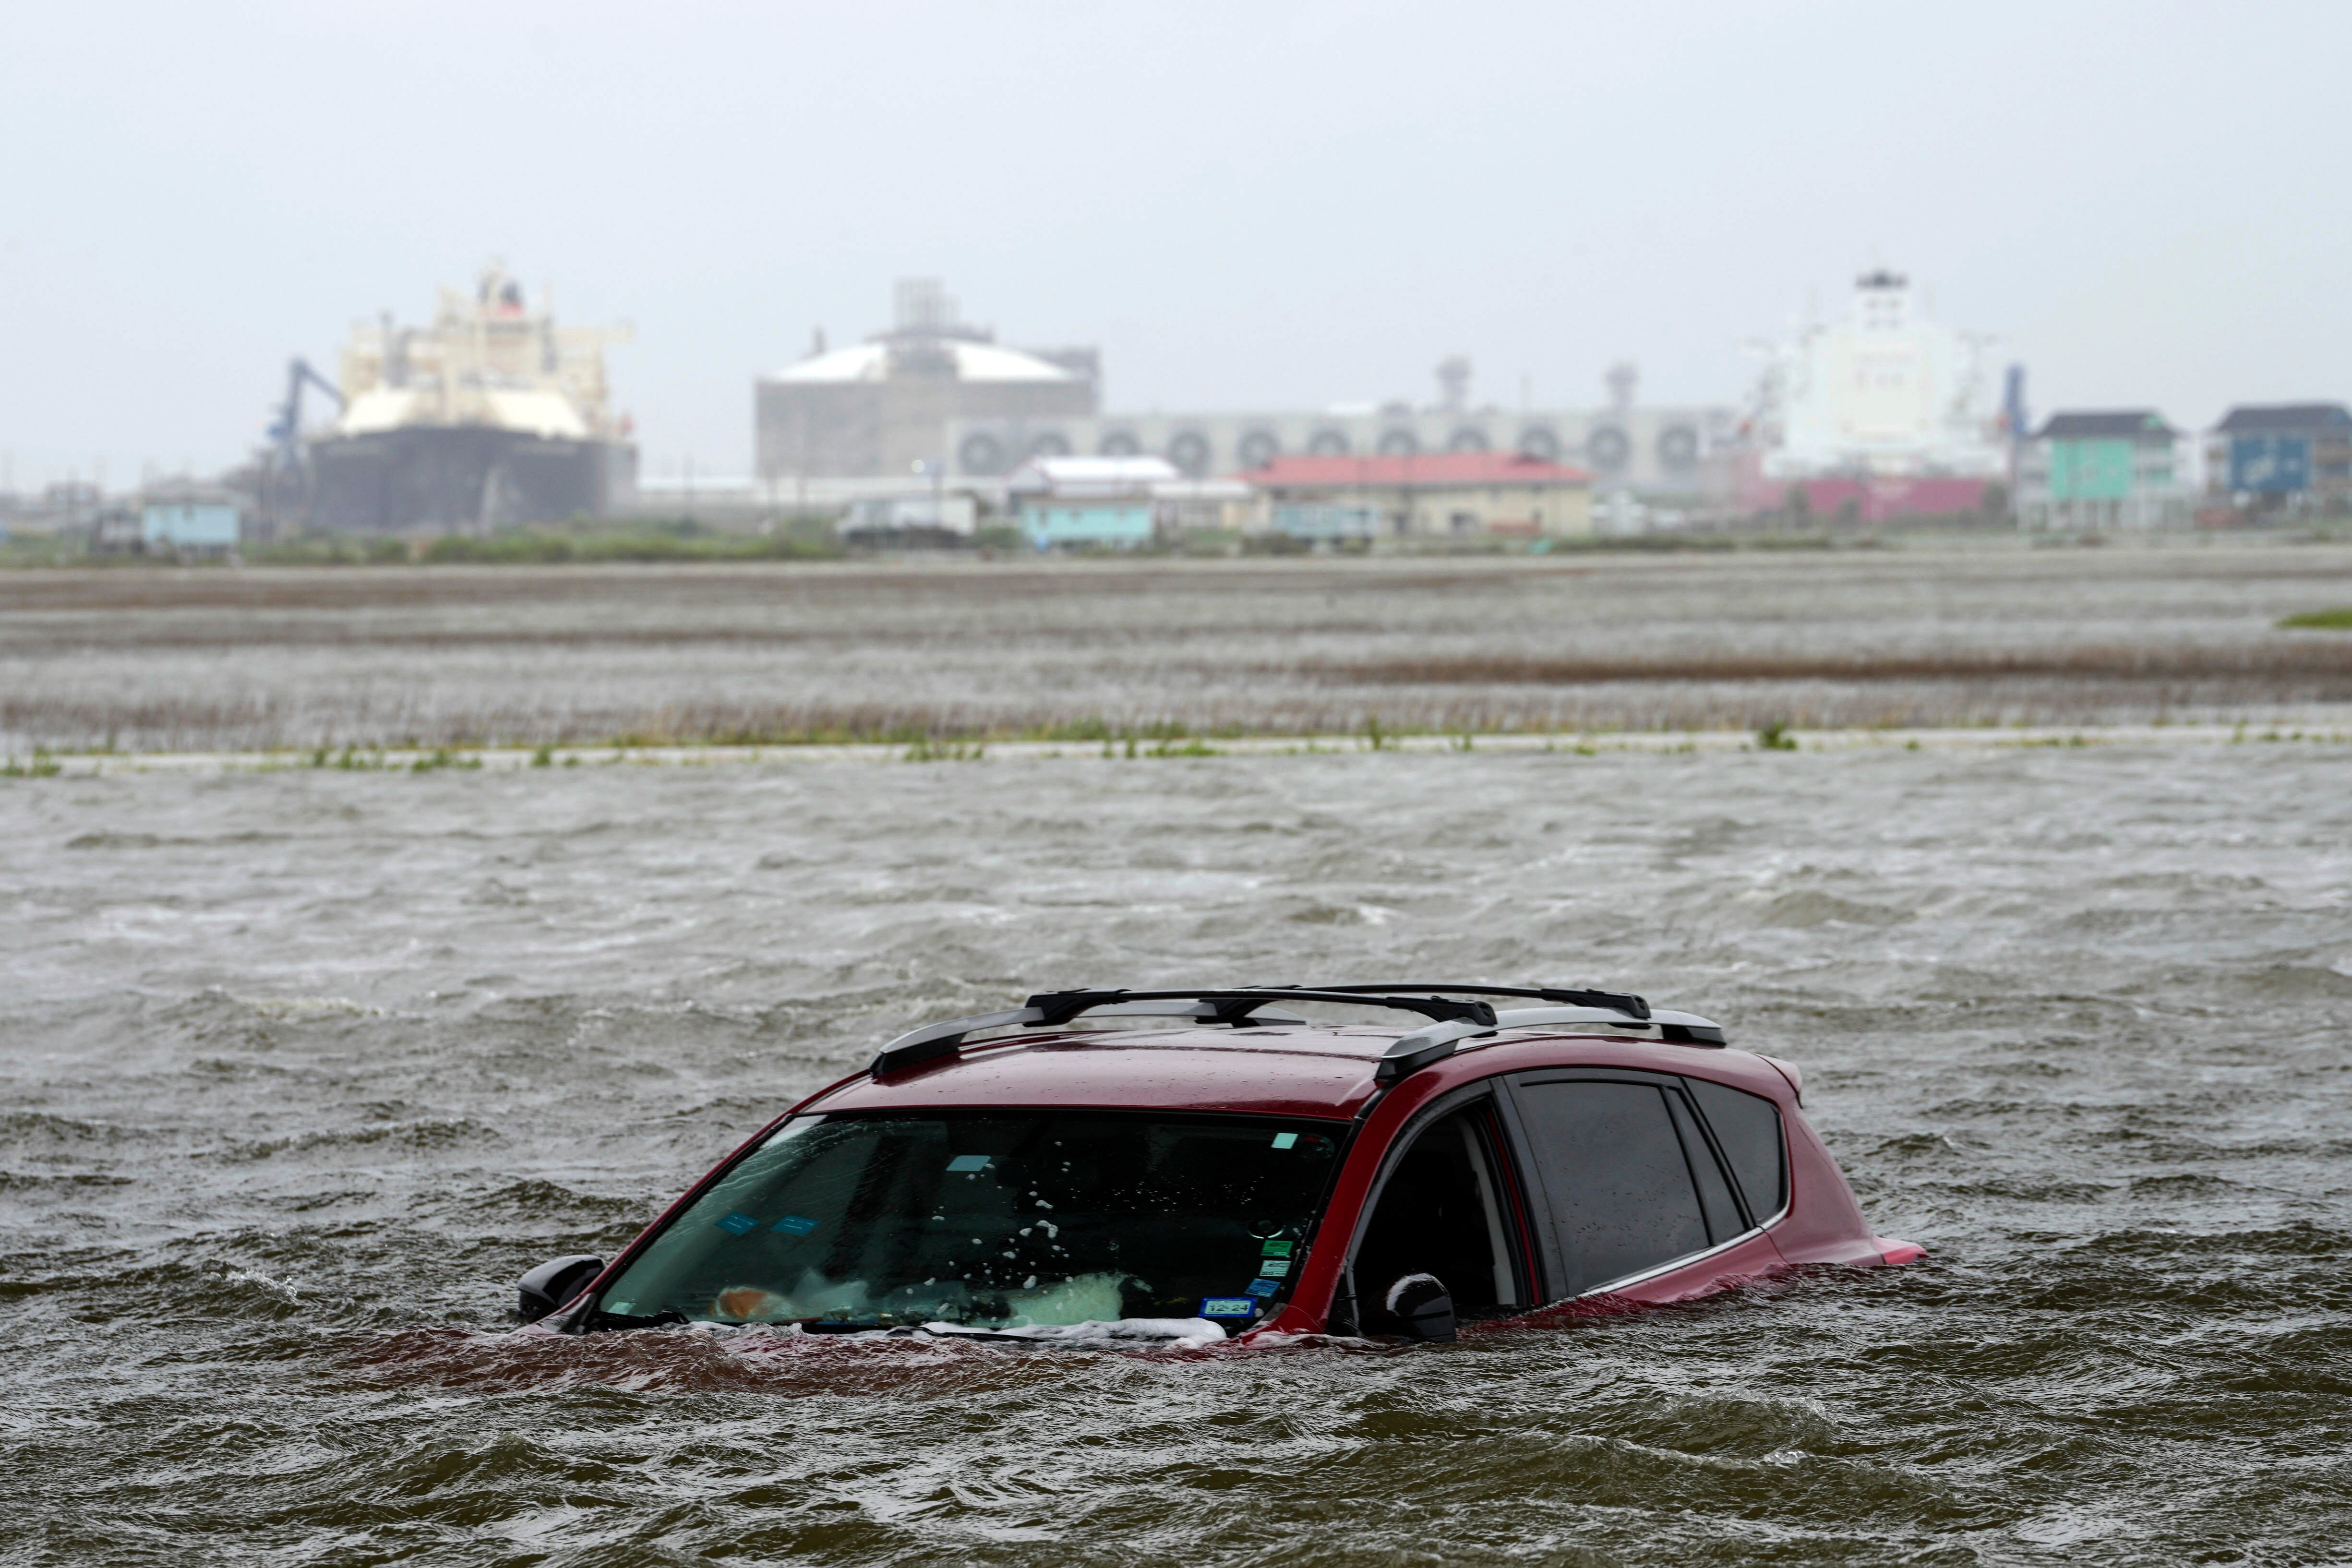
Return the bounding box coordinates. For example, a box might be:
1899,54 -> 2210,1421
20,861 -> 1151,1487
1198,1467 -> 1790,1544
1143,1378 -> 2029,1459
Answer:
1200,1297 -> 1258,1318
945,1154 -> 992,1173
1258,1258 -> 1290,1278
1245,1277 -> 1280,1298
771,1214 -> 818,1236
714,1211 -> 758,1235
1271,1132 -> 1298,1149
1260,1239 -> 1293,1257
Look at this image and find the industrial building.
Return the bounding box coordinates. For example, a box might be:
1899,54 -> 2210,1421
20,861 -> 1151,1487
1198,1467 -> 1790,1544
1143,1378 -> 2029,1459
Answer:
1248,451 -> 1594,539
756,280 -> 1098,482
751,281 -> 1730,505
948,359 -> 1730,502
2015,411 -> 2188,531
302,264 -> 636,532
2206,404 -> 2352,519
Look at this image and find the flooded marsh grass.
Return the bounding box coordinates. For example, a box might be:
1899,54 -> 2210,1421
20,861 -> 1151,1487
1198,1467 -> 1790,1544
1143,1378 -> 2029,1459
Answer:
6,545 -> 2352,754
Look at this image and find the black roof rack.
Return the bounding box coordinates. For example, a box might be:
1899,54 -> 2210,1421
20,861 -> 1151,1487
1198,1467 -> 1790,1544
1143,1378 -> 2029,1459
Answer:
1259,982 -> 1651,1021
1024,987 -> 1502,1029
866,982 -> 1664,1077
871,988 -> 1501,1077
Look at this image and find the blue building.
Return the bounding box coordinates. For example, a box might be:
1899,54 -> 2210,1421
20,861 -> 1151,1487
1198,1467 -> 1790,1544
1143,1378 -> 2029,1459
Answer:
1021,502 -> 1154,548
2206,404 -> 2351,519
1007,456 -> 1176,550
1270,502 -> 1381,540
141,502 -> 242,551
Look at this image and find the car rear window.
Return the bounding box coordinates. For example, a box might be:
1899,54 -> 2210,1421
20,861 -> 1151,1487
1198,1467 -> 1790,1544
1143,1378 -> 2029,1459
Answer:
1686,1078 -> 1786,1221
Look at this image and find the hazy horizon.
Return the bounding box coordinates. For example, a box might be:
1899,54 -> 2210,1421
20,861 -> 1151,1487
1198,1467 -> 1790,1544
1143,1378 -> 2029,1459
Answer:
4,0 -> 2347,489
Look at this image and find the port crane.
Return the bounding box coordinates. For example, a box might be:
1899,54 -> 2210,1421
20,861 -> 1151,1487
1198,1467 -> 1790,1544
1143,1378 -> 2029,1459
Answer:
258,358 -> 344,533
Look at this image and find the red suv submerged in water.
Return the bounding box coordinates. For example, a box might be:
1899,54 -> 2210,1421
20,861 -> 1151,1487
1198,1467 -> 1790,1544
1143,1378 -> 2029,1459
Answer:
518,986 -> 1921,1343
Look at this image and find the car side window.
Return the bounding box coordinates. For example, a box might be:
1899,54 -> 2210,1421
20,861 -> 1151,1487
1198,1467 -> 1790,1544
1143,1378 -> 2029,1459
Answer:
1686,1078 -> 1787,1221
1510,1078 -> 1711,1297
1351,1104 -> 1524,1331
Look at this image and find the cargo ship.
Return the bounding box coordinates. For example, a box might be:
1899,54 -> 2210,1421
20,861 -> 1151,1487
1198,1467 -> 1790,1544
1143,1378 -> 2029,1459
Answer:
306,264 -> 635,532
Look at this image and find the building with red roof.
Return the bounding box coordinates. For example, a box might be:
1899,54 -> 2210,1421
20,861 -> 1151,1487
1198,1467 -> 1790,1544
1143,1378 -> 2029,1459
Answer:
1245,451 -> 1594,540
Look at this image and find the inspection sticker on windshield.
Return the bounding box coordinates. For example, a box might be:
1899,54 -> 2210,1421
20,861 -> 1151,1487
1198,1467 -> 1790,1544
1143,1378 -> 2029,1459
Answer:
1200,1297 -> 1257,1317
945,1154 -> 991,1173
1260,1239 -> 1293,1257
770,1214 -> 818,1235
1270,1132 -> 1298,1149
714,1211 -> 758,1235
1258,1258 -> 1290,1278
1245,1277 -> 1280,1297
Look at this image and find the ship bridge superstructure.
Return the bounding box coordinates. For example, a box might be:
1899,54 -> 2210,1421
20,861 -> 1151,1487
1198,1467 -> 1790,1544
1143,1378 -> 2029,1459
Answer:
331,263 -> 632,443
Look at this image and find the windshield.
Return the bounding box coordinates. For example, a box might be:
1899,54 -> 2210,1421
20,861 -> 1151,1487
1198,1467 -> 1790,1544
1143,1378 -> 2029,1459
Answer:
593,1110 -> 1345,1331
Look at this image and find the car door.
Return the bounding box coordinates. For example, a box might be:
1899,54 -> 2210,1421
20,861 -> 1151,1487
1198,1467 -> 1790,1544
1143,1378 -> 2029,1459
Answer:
1338,1086 -> 1539,1334
1499,1069 -> 1751,1300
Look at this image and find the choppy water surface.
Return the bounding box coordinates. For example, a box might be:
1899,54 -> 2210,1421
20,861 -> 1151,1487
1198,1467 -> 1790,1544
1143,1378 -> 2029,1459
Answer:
4,747 -> 2349,1565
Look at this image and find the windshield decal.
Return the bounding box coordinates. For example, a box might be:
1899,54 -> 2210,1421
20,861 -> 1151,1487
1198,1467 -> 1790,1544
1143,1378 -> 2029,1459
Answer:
770,1214 -> 819,1235
1258,1259 -> 1290,1278
1271,1132 -> 1299,1149
714,1211 -> 758,1235
945,1154 -> 992,1173
1244,1278 -> 1280,1297
1200,1297 -> 1258,1317
1261,1239 -> 1294,1257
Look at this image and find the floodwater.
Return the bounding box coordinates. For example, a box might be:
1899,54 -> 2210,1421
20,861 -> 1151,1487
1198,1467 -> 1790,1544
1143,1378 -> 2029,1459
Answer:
5,744 -> 2350,1565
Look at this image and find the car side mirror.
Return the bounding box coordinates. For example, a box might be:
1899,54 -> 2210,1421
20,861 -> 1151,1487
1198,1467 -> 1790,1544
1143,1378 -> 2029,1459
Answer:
517,1254 -> 604,1323
1384,1272 -> 1457,1343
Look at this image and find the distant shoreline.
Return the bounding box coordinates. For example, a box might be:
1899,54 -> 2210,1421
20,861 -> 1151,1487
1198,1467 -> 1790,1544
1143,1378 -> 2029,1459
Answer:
10,720 -> 2350,778
4,522 -> 2352,574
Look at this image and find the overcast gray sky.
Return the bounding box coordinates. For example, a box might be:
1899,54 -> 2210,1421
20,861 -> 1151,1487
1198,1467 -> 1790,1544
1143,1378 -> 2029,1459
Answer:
3,0 -> 2345,487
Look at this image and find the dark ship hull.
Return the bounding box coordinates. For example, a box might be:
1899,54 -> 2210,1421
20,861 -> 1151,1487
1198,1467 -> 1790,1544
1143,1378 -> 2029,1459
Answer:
307,426 -> 635,533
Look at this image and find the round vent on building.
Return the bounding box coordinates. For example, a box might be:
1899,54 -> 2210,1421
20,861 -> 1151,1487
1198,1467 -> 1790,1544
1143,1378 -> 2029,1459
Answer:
1516,425 -> 1561,460
1307,427 -> 1352,455
1446,426 -> 1490,453
1097,429 -> 1142,457
957,431 -> 1008,476
1655,424 -> 1700,473
1028,431 -> 1072,459
1166,430 -> 1213,477
1236,429 -> 1281,470
1376,427 -> 1421,456
1585,425 -> 1631,472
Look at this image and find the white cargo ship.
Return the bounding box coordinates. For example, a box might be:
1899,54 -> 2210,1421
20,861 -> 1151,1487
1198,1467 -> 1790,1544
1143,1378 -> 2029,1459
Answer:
308,263 -> 634,531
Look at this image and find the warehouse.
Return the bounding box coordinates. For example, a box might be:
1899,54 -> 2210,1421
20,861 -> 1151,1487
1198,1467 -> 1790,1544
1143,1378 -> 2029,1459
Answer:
1247,452 -> 1593,539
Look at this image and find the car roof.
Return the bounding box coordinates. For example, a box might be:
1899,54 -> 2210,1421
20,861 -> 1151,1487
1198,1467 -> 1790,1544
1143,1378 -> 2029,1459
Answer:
799,1024 -> 1794,1121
